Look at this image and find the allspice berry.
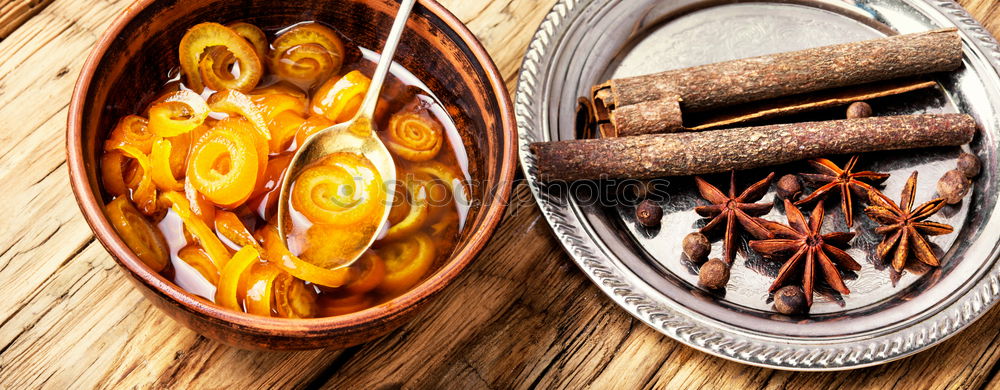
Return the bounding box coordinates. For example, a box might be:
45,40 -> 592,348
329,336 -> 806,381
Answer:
698,258 -> 730,289
846,101 -> 873,119
957,152 -> 981,178
776,174 -> 803,200
773,285 -> 808,315
682,232 -> 710,262
937,169 -> 971,205
635,199 -> 663,227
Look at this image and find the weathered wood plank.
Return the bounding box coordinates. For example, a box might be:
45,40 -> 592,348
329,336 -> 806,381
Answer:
0,241 -> 344,388
2,0 -> 1000,388
0,0 -> 129,331
0,0 -> 56,38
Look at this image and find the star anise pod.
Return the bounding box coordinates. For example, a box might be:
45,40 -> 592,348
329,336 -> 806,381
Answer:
795,155 -> 890,227
749,199 -> 861,307
694,171 -> 775,263
865,171 -> 953,272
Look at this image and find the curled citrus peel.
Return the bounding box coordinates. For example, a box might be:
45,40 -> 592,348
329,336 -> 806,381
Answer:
310,70 -> 370,122
207,89 -> 272,142
383,173 -> 430,241
148,90 -> 210,137
293,115 -> 334,147
271,23 -> 344,86
198,46 -> 239,92
161,191 -> 231,268
385,112 -> 444,162
187,118 -> 262,208
214,210 -> 257,248
227,22 -> 269,60
177,245 -> 220,284
376,232 -> 436,294
106,196 -> 170,272
105,115 -> 156,154
257,225 -> 352,287
101,151 -> 129,197
244,262 -> 283,316
179,22 -> 263,93
185,179 -> 216,225
215,245 -> 261,311
150,138 -> 184,191
114,145 -> 158,216
290,152 -> 385,226
341,251 -> 386,295
413,160 -> 469,221
273,273 -> 318,318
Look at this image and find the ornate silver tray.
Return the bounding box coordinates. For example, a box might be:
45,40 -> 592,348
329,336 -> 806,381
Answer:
516,0 -> 1000,370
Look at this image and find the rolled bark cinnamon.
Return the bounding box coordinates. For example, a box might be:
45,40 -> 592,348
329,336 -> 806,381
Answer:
591,28 -> 962,136
532,114 -> 976,182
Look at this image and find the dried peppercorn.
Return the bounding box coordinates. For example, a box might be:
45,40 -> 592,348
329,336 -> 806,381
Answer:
698,258 -> 730,289
846,101 -> 873,119
773,285 -> 808,315
682,232 -> 710,262
776,174 -> 803,200
937,169 -> 971,204
956,152 -> 981,178
636,199 -> 663,227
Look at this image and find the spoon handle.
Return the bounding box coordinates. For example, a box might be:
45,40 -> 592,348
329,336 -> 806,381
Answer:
356,0 -> 418,121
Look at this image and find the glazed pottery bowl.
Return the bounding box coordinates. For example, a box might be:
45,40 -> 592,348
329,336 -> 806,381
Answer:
67,0 -> 515,349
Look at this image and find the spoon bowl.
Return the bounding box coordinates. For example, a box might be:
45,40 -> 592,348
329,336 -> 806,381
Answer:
277,116 -> 397,268
277,0 -> 417,270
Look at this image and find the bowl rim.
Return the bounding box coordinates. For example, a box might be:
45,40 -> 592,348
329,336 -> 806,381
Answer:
66,0 -> 517,336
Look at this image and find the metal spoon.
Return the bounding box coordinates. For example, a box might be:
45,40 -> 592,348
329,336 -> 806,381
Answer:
277,0 -> 417,268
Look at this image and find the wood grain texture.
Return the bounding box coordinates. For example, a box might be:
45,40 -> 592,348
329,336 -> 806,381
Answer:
2,0 -> 1000,388
0,0 -> 55,38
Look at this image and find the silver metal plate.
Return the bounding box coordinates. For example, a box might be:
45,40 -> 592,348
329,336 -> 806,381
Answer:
516,0 -> 1000,370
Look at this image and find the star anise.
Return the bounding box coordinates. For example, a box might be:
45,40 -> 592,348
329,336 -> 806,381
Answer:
694,171 -> 775,263
749,199 -> 861,307
795,155 -> 890,227
865,171 -> 953,272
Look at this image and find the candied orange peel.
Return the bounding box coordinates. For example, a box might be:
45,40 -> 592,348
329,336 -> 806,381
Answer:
340,252 -> 386,295
385,112 -> 444,162
382,173 -> 430,241
179,22 -> 263,92
177,245 -> 220,284
215,210 -> 258,248
148,90 -> 211,137
161,191 -> 231,267
105,115 -> 156,154
257,225 -> 352,287
106,197 -> 170,272
150,138 -> 185,191
290,152 -> 386,226
114,145 -> 158,215
215,245 -> 261,311
273,273 -> 318,318
376,232 -> 436,294
244,262 -> 283,316
227,22 -> 269,60
207,89 -> 272,141
187,118 -> 263,208
271,22 -> 345,86
310,70 -> 370,122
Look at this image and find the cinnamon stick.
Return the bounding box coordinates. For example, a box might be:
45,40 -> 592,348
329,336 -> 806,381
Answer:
591,29 -> 962,136
532,114 -> 976,182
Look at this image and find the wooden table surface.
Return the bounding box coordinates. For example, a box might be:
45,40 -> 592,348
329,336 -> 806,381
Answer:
3,0 -> 1000,388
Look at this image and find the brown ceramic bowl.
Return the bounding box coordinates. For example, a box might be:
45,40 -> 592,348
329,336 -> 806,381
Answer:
67,0 -> 515,349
